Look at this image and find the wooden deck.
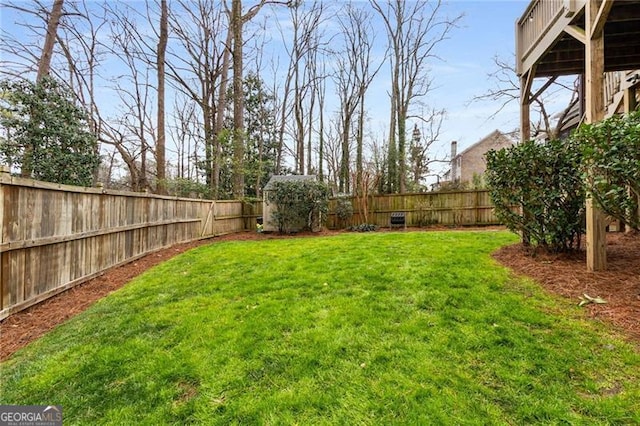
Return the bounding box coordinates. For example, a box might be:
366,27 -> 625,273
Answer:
517,0 -> 640,78
516,0 -> 640,271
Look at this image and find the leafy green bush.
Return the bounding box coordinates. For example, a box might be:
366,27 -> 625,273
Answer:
574,110 -> 640,231
470,173 -> 486,190
267,179 -> 330,233
335,196 -> 354,228
349,223 -> 377,232
485,138 -> 585,252
0,77 -> 99,186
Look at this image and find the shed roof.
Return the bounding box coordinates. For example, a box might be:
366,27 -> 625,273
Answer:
263,175 -> 316,191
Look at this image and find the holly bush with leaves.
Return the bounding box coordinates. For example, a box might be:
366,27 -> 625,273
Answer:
334,196 -> 354,228
0,77 -> 99,186
573,110 -> 640,231
485,138 -> 585,252
267,179 -> 330,233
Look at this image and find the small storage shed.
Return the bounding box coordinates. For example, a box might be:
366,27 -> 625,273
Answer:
263,175 -> 317,232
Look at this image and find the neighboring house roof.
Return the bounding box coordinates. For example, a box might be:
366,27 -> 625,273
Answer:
263,175 -> 316,191
437,130 -> 516,186
452,130 -> 516,160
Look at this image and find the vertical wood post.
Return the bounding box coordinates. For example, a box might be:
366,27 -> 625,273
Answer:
520,72 -> 533,246
474,190 -> 479,225
585,0 -> 607,271
623,86 -> 637,113
0,166 -> 8,309
520,73 -> 532,142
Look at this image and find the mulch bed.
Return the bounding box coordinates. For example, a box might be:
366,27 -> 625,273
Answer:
1,228 -> 638,362
493,232 -> 640,344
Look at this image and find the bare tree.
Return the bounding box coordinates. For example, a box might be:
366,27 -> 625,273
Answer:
55,1 -> 107,135
170,0 -> 285,198
169,96 -> 200,180
314,58 -> 328,182
322,116 -> 344,192
165,0 -> 228,196
229,0 -> 292,198
408,109 -> 445,190
369,130 -> 389,193
247,24 -> 272,197
0,2 -> 43,79
0,1 -> 105,129
372,0 -> 461,193
471,55 -> 580,140
272,0 -> 328,175
101,3 -> 158,191
333,3 -> 381,193
341,3 -> 383,193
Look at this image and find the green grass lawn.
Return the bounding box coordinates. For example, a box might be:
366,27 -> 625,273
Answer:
2,231 -> 639,424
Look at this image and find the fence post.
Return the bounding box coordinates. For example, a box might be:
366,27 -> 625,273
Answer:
0,165 -> 8,309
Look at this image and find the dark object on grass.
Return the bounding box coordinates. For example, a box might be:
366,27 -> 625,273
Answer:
390,212 -> 406,228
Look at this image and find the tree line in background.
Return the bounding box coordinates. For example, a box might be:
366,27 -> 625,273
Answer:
0,0 -> 462,199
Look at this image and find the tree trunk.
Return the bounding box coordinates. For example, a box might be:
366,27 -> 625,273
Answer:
340,114 -> 350,193
318,102 -> 324,182
294,60 -> 304,174
356,95 -> 365,194
387,95 -> 397,193
306,95 -> 313,176
140,128 -> 148,191
156,0 -> 168,194
37,0 -> 64,82
232,0 -> 245,198
317,74 -> 325,183
203,101 -> 214,187
213,29 -> 233,199
397,107 -> 406,193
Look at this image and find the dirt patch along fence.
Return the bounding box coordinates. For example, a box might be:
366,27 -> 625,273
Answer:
326,190 -> 500,229
0,170 -> 261,320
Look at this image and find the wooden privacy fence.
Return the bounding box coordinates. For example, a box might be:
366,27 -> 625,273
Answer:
326,190 -> 500,229
0,169 -> 261,320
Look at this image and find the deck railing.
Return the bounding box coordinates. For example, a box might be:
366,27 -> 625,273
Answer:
605,72 -> 622,106
517,0 -> 583,75
604,70 -> 640,116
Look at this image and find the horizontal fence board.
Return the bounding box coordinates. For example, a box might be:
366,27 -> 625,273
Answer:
0,172 -> 261,319
0,218 -> 202,253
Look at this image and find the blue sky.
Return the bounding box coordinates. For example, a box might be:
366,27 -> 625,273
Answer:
0,0 -> 537,181
393,0 -> 530,160
263,0 -> 534,176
